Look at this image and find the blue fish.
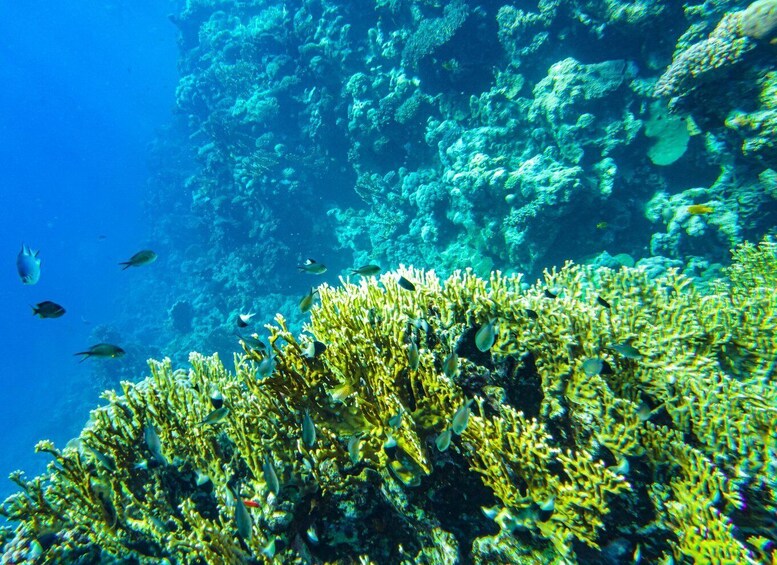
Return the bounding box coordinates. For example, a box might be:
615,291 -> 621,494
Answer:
17,244 -> 41,285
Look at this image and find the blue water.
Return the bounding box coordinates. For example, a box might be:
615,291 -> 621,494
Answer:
0,1 -> 178,503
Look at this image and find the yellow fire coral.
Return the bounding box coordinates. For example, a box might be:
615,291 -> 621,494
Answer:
1,239 -> 775,563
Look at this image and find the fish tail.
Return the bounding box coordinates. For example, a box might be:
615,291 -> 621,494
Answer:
119,262 -> 132,270
30,305 -> 39,317
74,352 -> 90,362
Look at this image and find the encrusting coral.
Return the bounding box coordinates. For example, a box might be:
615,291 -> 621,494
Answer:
1,239 -> 775,563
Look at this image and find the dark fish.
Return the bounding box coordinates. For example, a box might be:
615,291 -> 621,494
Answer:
119,249 -> 157,270
351,264 -> 381,276
397,275 -> 416,291
32,301 -> 66,319
210,387 -> 224,409
525,309 -> 539,320
297,258 -> 327,274
17,244 -> 41,285
302,340 -> 327,359
74,343 -> 125,361
596,296 -> 611,309
299,288 -> 318,313
612,342 -> 642,359
236,312 -> 255,327
544,289 -> 557,299
239,333 -> 267,353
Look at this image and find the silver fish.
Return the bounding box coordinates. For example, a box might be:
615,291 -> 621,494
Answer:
581,357 -> 603,377
407,341 -> 420,370
198,406 -> 229,426
232,487 -> 252,541
451,399 -> 473,435
475,319 -> 496,352
442,351 -> 458,378
144,424 -> 167,465
351,264 -> 381,276
262,456 -> 280,496
348,435 -> 362,464
16,243 -> 41,285
436,428 -> 452,452
302,410 -> 316,448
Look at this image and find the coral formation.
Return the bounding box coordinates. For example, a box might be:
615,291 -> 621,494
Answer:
2,239 -> 775,563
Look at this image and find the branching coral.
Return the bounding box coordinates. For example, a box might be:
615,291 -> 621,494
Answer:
2,240 -> 776,563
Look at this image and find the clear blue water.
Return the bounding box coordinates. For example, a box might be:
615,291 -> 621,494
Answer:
0,1 -> 178,503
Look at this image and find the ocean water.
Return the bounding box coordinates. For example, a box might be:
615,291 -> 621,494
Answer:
1,0 -> 775,562
0,1 -> 178,503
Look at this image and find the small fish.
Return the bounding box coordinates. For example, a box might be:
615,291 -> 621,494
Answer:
451,399 -> 474,435
261,538 -> 277,558
596,221 -> 608,230
17,244 -> 41,285
544,288 -> 557,299
633,543 -> 642,563
298,258 -> 327,274
231,488 -> 252,542
299,288 -> 318,313
262,456 -> 280,496
134,460 -> 148,471
329,381 -> 355,403
397,275 -> 416,291
347,435 -> 362,464
614,456 -> 630,475
257,354 -> 275,379
351,264 -> 381,276
525,309 -> 539,320
210,386 -> 224,409
119,249 -> 157,270
236,312 -> 255,328
243,499 -> 261,509
388,409 -> 403,429
407,341 -> 420,370
442,351 -> 459,378
144,424 -> 167,465
436,428 -> 452,452
85,445 -> 116,472
536,495 -> 555,522
408,317 -> 430,333
636,402 -> 653,422
31,301 -> 66,319
581,357 -> 604,377
687,204 -> 713,215
302,410 -> 316,448
596,295 -> 611,309
198,406 -> 229,426
74,343 -> 126,361
307,524 -> 319,545
239,333 -> 267,353
302,340 -> 327,359
612,342 -> 642,359
475,319 -> 496,352
194,470 -> 210,486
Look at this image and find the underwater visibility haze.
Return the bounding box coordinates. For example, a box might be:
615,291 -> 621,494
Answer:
1,0 -> 776,563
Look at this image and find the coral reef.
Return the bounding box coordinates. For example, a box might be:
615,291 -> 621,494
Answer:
2,239 -> 775,563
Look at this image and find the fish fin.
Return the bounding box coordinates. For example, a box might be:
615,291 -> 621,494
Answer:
74,352 -> 90,362
30,305 -> 39,316
119,262 -> 132,270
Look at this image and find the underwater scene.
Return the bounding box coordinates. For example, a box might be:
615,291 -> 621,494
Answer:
1,0 -> 776,563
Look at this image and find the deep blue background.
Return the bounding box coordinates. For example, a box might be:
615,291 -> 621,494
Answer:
0,1 -> 178,502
